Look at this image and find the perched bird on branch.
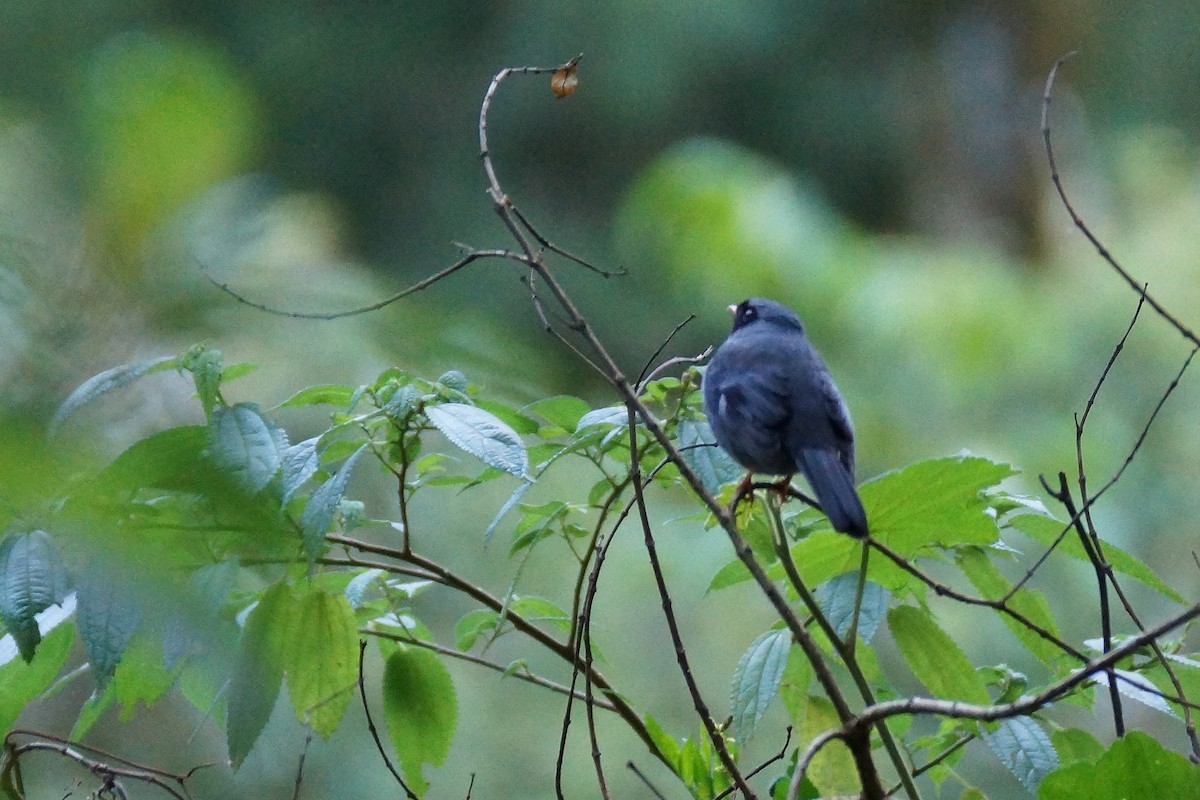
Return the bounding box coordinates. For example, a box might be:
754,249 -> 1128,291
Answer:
703,297 -> 867,536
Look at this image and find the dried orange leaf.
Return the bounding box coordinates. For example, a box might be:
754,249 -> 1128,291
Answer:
550,63 -> 578,99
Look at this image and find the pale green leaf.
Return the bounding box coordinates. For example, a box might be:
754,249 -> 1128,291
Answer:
383,646 -> 458,795
285,589 -> 358,737
860,456 -> 1015,553
50,355 -> 177,435
281,436 -> 321,505
227,583 -> 296,766
888,606 -> 990,704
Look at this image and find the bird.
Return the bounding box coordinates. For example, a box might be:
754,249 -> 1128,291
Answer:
702,297 -> 868,537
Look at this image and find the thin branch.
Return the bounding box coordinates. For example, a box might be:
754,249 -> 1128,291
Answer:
199,248 -> 527,319
1041,53 -> 1200,348
634,315 -> 697,390
626,405 -> 755,798
357,640 -> 420,799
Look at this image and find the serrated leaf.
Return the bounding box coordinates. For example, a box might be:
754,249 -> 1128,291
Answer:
77,577 -> 141,692
1095,669 -> 1178,718
981,716 -> 1058,792
49,355 -> 177,435
888,606 -> 990,704
0,530 -> 70,662
813,573 -> 889,643
730,629 -> 790,741
861,456 -> 1015,553
281,436 -> 321,505
677,417 -> 741,494
227,583 -> 295,766
279,384 -> 356,408
300,443 -> 369,562
383,646 -> 458,795
1039,731 -> 1200,799
426,403 -> 528,477
285,589 -> 358,737
1007,512 -> 1185,604
208,403 -> 281,494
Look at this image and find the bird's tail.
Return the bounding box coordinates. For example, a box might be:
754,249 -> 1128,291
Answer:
796,448 -> 868,537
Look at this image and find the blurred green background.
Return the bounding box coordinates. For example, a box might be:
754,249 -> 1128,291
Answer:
2,2 -> 1198,798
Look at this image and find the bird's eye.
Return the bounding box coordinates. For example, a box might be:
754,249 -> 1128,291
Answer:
741,306 -> 756,323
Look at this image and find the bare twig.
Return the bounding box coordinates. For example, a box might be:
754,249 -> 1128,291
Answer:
1042,53 -> 1200,348
357,641 -> 420,799
199,248 -> 527,319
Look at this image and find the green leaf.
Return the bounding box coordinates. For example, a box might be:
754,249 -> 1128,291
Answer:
813,573 -> 888,642
730,629 -> 790,741
285,589 -> 358,737
300,443 -> 369,562
801,695 -> 858,796
227,583 -> 296,766
112,634 -> 176,721
0,603 -> 75,733
208,403 -> 282,494
279,383 -> 357,408
475,399 -> 540,435
677,417 -> 741,494
707,558 -> 752,593
77,576 -> 141,692
778,645 -> 813,725
1039,731 -> 1200,799
383,646 -> 458,795
1050,728 -> 1103,767
525,395 -> 591,432
182,346 -> 225,419
50,355 -> 177,435
956,547 -> 1064,666
981,716 -> 1058,793
426,403 -> 528,477
644,713 -> 681,765
1007,512 -> 1186,604
861,456 -> 1015,553
455,609 -> 500,651
888,606 -> 990,704
281,436 -> 321,505
0,530 -> 70,662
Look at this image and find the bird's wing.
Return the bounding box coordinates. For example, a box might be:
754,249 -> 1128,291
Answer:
817,369 -> 856,476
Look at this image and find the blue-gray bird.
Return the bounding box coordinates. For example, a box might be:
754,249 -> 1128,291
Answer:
703,298 -> 868,536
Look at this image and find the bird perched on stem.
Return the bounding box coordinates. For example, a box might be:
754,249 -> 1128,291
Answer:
703,297 -> 868,537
